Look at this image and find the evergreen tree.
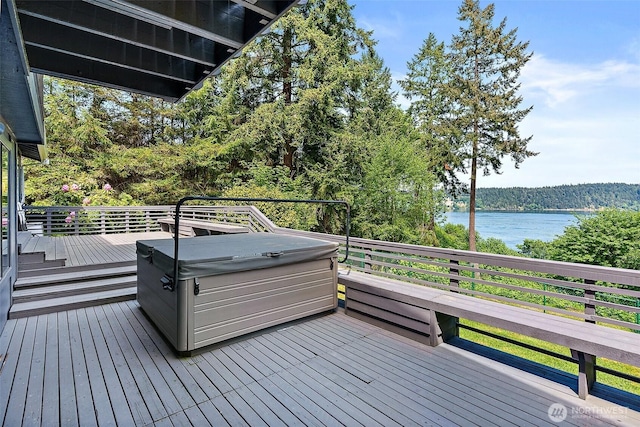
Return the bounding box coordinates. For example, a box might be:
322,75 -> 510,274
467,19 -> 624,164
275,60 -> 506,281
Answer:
399,33 -> 464,197
449,0 -> 535,251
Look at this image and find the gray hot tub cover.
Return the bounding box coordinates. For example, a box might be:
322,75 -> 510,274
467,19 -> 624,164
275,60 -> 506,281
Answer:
136,233 -> 339,280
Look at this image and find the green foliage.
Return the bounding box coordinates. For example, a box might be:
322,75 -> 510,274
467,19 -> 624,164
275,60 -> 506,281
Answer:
221,165 -> 316,230
435,223 -> 469,250
399,33 -> 465,196
517,239 -> 550,259
351,107 -> 444,245
548,209 -> 640,270
477,237 -> 519,256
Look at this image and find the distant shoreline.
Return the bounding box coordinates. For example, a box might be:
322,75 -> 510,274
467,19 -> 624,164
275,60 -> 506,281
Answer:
449,208 -> 600,213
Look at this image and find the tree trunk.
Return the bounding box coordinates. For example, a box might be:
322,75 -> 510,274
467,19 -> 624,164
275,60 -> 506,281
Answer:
282,27 -> 295,173
469,137 -> 477,251
469,53 -> 480,252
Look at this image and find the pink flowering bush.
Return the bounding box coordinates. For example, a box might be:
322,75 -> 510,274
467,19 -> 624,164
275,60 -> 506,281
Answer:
61,184 -> 70,192
103,183 -> 112,191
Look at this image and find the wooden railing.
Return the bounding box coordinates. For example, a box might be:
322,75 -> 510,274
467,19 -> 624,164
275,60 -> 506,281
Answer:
25,204 -> 640,331
277,228 -> 640,333
23,205 -> 274,236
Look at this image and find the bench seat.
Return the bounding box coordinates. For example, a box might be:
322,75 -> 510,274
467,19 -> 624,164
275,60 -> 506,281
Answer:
157,217 -> 250,236
339,270 -> 640,399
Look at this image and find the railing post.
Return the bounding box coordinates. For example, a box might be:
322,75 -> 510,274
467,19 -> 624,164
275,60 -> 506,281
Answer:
101,211 -> 106,235
125,211 -> 130,233
584,279 -> 596,324
578,278 -> 597,398
449,259 -> 460,293
46,209 -> 52,235
364,248 -> 372,272
146,211 -> 150,232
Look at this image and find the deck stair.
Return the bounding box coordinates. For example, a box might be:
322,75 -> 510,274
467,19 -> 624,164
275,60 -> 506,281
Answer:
10,261 -> 137,319
17,231 -> 67,270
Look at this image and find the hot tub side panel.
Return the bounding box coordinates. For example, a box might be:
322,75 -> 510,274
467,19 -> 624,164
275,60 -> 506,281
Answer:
191,257 -> 337,349
137,256 -> 181,349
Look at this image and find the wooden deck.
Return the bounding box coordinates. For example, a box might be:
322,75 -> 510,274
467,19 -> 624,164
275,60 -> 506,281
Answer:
61,232 -> 171,266
1,302 -> 638,426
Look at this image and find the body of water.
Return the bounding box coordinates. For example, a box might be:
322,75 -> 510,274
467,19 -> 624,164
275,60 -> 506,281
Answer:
444,211 -> 590,249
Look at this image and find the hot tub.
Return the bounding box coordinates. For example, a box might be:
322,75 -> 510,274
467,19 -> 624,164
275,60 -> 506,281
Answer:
136,233 -> 339,353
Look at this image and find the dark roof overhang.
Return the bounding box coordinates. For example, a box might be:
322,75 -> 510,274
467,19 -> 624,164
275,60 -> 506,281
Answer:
1,0 -> 300,161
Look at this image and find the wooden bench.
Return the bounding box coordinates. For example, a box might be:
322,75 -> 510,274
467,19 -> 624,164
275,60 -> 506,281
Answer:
157,218 -> 250,237
339,270 -> 640,399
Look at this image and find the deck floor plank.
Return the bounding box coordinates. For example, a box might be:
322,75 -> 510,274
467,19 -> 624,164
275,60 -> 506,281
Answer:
336,329 -> 529,426
307,356 -> 425,427
0,318 -> 19,424
1,302 -> 639,426
245,379 -> 317,427
200,349 -> 247,391
107,302 -> 184,416
100,303 -> 168,422
56,311 -> 80,427
196,400 -> 230,427
221,345 -> 269,382
354,332 -> 548,427
361,330 -> 578,426
41,311 -> 60,427
261,371 -> 339,426
67,310 -> 99,427
93,305 -> 154,426
297,361 -> 399,427
234,384 -> 288,427
210,394 -> 250,427
22,315 -> 48,427
77,308 -> 119,426
3,317 -> 36,427
85,306 -> 136,427
223,389 -> 270,427
122,300 -> 210,405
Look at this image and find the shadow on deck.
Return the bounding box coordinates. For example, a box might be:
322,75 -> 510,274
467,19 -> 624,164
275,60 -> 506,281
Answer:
1,302 -> 639,426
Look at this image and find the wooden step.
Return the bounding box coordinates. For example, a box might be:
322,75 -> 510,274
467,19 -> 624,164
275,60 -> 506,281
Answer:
8,287 -> 137,319
17,260 -> 136,278
18,258 -> 66,271
15,264 -> 137,289
12,276 -> 137,303
18,252 -> 46,264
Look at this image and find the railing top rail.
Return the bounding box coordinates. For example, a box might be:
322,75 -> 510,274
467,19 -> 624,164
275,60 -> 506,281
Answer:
278,228 -> 640,287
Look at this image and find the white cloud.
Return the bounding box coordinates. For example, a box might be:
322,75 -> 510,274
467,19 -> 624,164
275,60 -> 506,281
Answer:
356,12 -> 404,41
521,54 -> 640,108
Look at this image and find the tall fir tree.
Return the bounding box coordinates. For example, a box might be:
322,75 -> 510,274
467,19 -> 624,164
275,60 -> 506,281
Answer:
399,33 -> 465,198
449,0 -> 535,251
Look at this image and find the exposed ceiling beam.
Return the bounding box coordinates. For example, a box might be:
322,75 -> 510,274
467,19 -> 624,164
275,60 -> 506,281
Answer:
86,0 -> 247,49
16,1 -> 218,67
20,14 -> 205,85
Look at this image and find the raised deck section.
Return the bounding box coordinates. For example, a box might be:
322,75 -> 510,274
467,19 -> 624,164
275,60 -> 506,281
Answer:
1,302 -> 637,426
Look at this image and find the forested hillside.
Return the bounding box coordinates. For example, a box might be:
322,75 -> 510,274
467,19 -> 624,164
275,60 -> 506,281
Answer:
454,183 -> 640,211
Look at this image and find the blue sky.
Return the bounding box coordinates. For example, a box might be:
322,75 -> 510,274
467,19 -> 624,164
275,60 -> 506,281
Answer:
349,0 -> 640,188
